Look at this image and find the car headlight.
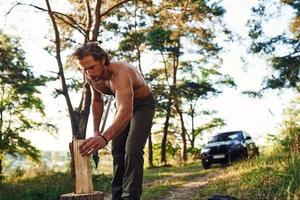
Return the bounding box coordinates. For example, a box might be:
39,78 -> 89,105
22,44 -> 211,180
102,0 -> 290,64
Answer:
201,147 -> 210,154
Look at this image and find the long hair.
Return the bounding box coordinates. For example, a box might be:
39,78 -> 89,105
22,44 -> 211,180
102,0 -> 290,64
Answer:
72,42 -> 110,65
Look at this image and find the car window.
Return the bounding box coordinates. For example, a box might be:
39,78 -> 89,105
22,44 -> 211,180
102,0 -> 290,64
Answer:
211,131 -> 243,142
228,134 -> 239,140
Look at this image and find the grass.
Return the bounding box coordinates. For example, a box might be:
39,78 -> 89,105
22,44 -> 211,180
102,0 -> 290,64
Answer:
0,171 -> 113,200
1,152 -> 299,200
0,161 -> 211,200
193,152 -> 300,200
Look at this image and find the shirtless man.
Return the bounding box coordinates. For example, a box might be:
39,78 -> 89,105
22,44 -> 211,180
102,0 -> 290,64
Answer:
72,42 -> 156,200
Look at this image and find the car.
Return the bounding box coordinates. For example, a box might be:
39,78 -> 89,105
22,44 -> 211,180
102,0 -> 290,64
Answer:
200,130 -> 259,169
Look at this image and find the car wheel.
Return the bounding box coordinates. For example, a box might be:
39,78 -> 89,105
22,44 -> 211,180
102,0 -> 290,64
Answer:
242,148 -> 248,160
202,159 -> 211,170
227,153 -> 232,165
254,147 -> 259,157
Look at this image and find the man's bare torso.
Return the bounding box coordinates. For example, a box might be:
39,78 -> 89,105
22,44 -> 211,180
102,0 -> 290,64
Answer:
88,62 -> 152,101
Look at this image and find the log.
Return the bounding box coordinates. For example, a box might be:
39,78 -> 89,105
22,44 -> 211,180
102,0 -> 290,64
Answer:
60,192 -> 104,200
69,141 -> 76,193
72,139 -> 93,194
60,139 -> 104,200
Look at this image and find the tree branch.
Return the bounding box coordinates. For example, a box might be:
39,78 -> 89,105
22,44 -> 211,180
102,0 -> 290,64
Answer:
92,0 -> 102,41
44,0 -> 77,136
100,0 -> 131,17
8,2 -> 86,37
84,0 -> 92,42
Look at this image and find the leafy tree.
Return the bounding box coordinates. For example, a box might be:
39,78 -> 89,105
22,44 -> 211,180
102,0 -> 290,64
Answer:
248,0 -> 300,92
103,0 -> 154,166
7,0 -> 134,140
146,0 -> 228,163
0,33 -> 56,177
178,80 -> 221,149
105,0 -> 151,73
177,61 -> 235,149
145,67 -> 176,165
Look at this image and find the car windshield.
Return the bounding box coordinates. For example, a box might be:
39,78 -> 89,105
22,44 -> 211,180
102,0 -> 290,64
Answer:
211,132 -> 243,142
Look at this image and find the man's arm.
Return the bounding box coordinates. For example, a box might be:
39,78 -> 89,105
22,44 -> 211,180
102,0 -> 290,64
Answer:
80,71 -> 133,156
91,87 -> 104,136
102,71 -> 133,141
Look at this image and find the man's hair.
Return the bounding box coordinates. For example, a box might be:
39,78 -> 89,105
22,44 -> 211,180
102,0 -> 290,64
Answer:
72,42 -> 110,65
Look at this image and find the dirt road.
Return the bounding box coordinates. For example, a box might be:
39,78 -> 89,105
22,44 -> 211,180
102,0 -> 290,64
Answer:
103,170 -> 220,200
162,171 -> 220,200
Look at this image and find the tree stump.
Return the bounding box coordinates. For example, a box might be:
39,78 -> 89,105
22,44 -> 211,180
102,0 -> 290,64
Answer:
60,139 -> 104,200
60,192 -> 104,200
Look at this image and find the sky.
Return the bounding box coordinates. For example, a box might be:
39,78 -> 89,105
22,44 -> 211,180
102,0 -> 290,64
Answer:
0,0 -> 297,151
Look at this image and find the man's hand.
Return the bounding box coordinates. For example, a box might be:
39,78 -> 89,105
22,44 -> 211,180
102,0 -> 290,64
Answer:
79,136 -> 107,156
94,130 -> 100,137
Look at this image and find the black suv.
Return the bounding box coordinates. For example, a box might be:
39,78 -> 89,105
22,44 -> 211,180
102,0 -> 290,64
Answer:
200,130 -> 259,169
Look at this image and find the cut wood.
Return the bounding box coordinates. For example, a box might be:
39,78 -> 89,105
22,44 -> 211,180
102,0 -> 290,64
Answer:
61,139 -> 104,200
73,139 -> 93,194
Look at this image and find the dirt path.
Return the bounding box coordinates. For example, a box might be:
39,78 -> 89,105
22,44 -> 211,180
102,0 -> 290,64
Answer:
103,170 -> 221,200
162,171 -> 221,200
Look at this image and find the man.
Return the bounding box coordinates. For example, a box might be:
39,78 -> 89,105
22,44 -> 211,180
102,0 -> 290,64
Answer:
72,42 -> 156,200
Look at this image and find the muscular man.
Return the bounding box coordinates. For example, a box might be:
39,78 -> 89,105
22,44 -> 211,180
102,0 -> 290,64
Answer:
72,42 -> 156,200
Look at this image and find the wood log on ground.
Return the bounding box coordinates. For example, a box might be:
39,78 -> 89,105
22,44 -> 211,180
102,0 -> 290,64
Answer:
60,192 -> 104,200
61,139 -> 104,200
72,139 -> 93,193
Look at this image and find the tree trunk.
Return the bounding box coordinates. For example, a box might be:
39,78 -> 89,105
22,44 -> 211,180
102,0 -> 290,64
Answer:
148,133 -> 153,167
191,106 -> 195,149
161,96 -> 172,164
75,82 -> 92,139
0,158 -> 2,177
175,105 -> 187,161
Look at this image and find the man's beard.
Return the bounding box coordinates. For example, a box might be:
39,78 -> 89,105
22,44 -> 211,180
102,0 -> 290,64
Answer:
93,77 -> 101,82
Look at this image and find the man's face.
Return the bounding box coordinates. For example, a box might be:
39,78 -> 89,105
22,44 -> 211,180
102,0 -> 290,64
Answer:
79,55 -> 104,82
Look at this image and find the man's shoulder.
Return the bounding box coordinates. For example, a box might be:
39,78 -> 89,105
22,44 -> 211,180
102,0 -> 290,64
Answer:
111,61 -> 132,69
111,62 -> 134,75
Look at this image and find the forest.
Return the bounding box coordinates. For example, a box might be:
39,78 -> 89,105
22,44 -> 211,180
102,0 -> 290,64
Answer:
0,0 -> 299,199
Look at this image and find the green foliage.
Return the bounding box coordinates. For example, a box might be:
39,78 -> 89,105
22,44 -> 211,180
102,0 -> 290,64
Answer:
192,0 -> 226,16
187,147 -> 201,159
268,96 -> 300,154
145,68 -> 171,114
0,33 -> 56,175
177,80 -> 218,101
147,27 -> 177,53
242,90 -> 263,98
248,0 -> 300,91
194,118 -> 225,134
104,1 -> 150,67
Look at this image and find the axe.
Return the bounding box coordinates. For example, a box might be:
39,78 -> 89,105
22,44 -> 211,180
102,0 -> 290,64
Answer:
92,95 -> 113,168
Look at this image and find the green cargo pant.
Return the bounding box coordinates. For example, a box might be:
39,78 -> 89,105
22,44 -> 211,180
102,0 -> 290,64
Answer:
111,94 -> 156,200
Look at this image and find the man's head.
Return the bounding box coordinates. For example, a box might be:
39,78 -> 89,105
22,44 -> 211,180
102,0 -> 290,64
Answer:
72,42 -> 110,65
72,42 -> 110,82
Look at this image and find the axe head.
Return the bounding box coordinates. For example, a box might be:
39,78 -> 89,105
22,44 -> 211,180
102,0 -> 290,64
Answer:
92,151 -> 99,168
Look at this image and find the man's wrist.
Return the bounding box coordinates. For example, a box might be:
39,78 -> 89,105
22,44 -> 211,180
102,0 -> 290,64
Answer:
94,130 -> 100,136
99,135 -> 109,145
